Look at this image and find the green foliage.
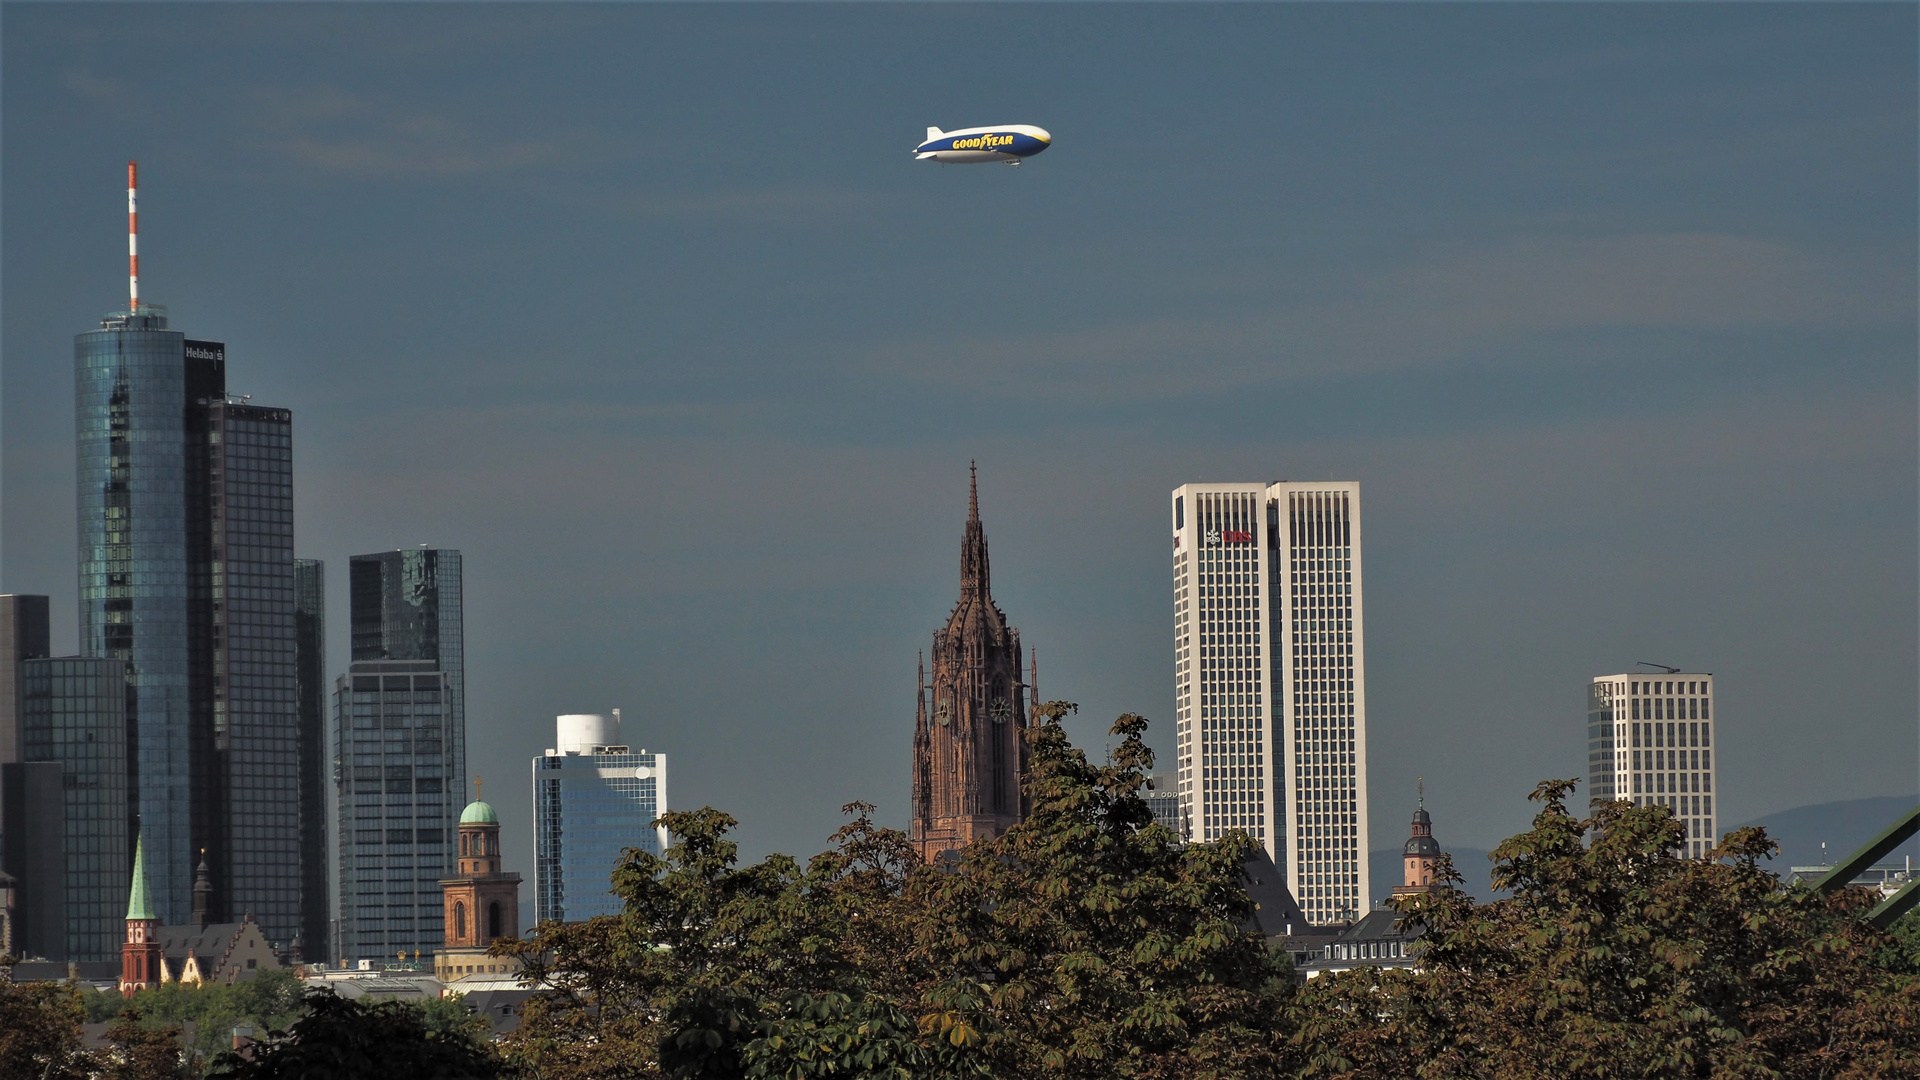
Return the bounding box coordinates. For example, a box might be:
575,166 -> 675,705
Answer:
917,705 -> 1288,1079
206,987 -> 505,1080
100,1006 -> 192,1080
98,967 -> 308,1062
0,978 -> 92,1080
504,703 -> 1286,1080
501,797 -> 936,1080
1290,779 -> 1920,1080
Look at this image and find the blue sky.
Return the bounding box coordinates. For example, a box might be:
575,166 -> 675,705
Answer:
4,3 -> 1915,897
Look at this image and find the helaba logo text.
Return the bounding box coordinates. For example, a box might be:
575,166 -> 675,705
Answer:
186,347 -> 222,360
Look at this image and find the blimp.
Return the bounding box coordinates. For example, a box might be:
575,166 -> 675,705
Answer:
914,125 -> 1052,165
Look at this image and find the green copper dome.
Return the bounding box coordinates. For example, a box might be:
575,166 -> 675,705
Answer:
460,800 -> 498,825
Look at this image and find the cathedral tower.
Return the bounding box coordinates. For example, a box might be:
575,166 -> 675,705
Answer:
1391,779 -> 1446,898
911,466 -> 1034,864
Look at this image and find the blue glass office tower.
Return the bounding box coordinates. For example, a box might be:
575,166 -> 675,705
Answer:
75,310 -> 302,944
532,712 -> 668,924
333,549 -> 465,962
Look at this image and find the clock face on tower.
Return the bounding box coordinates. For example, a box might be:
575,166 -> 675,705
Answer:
936,696 -> 952,725
991,697 -> 1011,723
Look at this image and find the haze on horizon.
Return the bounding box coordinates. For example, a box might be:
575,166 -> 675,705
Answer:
3,4 -> 1914,903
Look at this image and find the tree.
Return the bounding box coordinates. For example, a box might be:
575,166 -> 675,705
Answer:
914,704 -> 1291,1080
1290,779 -> 1920,1080
0,978 -> 92,1080
206,987 -> 504,1080
501,801 -> 948,1080
99,1006 -> 190,1080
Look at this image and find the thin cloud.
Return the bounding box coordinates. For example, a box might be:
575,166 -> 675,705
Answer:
249,87 -> 566,179
857,231 -> 1915,401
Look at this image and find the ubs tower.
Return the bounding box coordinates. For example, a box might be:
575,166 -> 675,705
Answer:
334,549 -> 467,962
76,308 -> 302,943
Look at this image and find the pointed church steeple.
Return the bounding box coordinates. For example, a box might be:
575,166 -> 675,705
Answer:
959,461 -> 990,595
126,832 -> 155,922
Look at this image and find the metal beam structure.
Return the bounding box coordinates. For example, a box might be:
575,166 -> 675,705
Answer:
1808,804 -> 1920,930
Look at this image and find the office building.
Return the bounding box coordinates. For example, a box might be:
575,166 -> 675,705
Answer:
205,399 -> 301,945
294,559 -> 327,960
21,655 -> 132,962
532,711 -> 668,923
2,761 -> 63,960
0,595 -> 53,947
334,549 -> 465,963
1144,773 -> 1182,837
1170,482 -> 1369,924
911,468 -> 1036,864
1589,672 -> 1718,859
74,176 -> 302,938
1,595 -> 52,766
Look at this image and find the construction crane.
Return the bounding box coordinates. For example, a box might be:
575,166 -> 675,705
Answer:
1636,661 -> 1682,674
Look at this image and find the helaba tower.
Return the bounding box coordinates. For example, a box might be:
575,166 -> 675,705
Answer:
74,164 -> 304,942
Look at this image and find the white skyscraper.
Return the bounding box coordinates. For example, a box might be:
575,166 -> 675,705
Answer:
1170,482 -> 1368,925
1588,672 -> 1718,858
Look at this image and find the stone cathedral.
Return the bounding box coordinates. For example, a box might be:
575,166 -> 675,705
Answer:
911,467 -> 1037,864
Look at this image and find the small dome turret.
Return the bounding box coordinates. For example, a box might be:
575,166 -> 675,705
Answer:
459,800 -> 498,825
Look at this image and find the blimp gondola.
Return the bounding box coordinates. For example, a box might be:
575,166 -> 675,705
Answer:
913,125 -> 1052,165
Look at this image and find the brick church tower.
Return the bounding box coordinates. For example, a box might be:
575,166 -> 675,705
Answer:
911,466 -> 1036,864
436,787 -> 522,981
121,833 -> 165,996
1391,778 -> 1447,899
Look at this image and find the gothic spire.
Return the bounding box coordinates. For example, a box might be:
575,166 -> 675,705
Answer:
960,463 -> 990,596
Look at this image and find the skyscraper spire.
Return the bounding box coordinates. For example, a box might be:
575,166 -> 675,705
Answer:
127,162 -> 139,312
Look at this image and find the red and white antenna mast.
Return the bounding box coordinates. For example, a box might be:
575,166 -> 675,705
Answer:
127,161 -> 139,312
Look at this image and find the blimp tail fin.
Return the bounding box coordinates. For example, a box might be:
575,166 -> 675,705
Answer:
926,126 -> 944,141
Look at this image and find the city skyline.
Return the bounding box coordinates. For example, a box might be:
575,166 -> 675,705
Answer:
2,4 -> 1914,891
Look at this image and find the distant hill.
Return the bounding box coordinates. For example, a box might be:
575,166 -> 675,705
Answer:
1738,795 -> 1920,872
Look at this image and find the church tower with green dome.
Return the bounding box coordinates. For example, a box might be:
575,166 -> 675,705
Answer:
435,781 -> 522,984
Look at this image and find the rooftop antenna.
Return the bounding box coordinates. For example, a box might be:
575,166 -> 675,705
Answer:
127,161 -> 139,313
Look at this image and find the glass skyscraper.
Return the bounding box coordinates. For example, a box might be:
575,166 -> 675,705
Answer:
76,310 -> 304,945
294,559 -> 327,959
75,310 -> 219,926
20,655 -> 131,962
206,400 -> 300,945
333,549 -> 465,962
532,711 -> 668,924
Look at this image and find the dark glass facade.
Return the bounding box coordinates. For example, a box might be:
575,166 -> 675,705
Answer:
207,402 -> 299,946
334,661 -> 458,961
294,559 -> 327,960
1,595 -> 52,766
334,550 -> 464,963
20,656 -> 130,962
